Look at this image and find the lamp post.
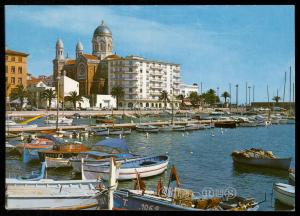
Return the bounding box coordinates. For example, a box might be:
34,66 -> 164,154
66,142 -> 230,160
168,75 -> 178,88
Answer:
56,75 -> 61,132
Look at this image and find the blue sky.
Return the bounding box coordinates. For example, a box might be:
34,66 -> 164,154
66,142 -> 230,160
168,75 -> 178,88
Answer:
5,5 -> 295,103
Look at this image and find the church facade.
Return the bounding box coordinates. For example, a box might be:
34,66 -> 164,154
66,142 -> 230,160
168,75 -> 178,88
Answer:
53,21 -> 113,97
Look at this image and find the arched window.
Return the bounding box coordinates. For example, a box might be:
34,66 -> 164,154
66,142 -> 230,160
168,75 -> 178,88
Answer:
128,102 -> 133,108
101,41 -> 105,51
146,103 -> 149,107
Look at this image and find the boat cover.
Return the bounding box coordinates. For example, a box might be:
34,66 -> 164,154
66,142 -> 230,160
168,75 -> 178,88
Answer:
94,138 -> 129,152
37,134 -> 65,145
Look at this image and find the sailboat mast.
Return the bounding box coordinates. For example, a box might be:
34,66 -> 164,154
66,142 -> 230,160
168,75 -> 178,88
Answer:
289,66 -> 292,112
283,71 -> 286,102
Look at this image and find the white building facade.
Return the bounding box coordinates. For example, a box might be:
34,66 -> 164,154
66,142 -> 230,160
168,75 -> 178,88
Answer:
95,94 -> 116,109
107,56 -> 180,109
180,83 -> 199,97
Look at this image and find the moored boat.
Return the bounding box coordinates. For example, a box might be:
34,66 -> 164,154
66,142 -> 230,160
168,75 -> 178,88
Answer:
5,178 -> 103,210
289,172 -> 295,186
215,121 -> 236,128
273,183 -> 295,207
16,162 -> 46,181
231,148 -> 291,170
45,115 -> 73,125
45,156 -> 72,168
160,124 -> 185,132
83,155 -> 169,180
185,123 -> 200,131
136,124 -> 159,133
38,141 -> 90,161
109,128 -> 132,135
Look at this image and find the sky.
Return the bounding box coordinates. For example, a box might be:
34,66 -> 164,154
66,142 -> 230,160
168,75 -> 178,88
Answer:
5,5 -> 295,103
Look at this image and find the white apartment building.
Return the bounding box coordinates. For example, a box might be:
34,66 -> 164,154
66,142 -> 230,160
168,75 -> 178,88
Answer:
180,83 -> 199,97
107,55 -> 180,109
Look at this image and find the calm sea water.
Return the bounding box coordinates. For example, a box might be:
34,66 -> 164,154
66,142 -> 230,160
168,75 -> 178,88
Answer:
6,120 -> 295,211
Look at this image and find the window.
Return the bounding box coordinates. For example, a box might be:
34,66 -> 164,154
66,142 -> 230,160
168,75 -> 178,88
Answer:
11,66 -> 15,73
18,67 -> 22,74
140,70 -> 142,73
129,88 -> 132,93
11,77 -> 15,84
18,57 -> 22,62
140,89 -> 142,93
11,56 -> 15,62
129,68 -> 132,72
18,78 -> 22,84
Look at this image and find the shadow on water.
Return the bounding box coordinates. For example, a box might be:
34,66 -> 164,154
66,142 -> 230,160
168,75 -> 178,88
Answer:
232,162 -> 289,179
274,199 -> 294,211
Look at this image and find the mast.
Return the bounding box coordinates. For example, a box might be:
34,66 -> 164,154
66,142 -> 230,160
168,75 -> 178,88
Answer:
245,82 -> 248,108
229,83 -> 231,111
267,85 -> 270,120
252,85 -> 255,102
283,71 -> 286,102
289,66 -> 292,113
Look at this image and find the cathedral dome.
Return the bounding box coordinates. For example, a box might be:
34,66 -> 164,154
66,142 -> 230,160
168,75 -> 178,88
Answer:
93,20 -> 112,36
56,39 -> 64,48
76,41 -> 83,50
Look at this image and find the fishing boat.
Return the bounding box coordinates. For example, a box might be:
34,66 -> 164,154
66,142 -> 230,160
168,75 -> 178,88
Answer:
45,156 -> 72,168
5,178 -> 103,210
160,124 -> 186,132
45,115 -> 73,125
231,148 -> 291,170
16,162 -> 46,181
273,183 -> 295,207
6,142 -> 17,154
215,121 -> 236,128
91,128 -> 110,136
95,115 -> 114,124
97,189 -> 260,211
6,119 -> 38,128
83,155 -> 169,180
136,124 -> 159,133
15,135 -> 56,162
289,172 -> 295,186
69,138 -> 140,173
185,123 -> 201,131
109,128 -> 132,135
96,165 -> 261,211
38,141 -> 90,161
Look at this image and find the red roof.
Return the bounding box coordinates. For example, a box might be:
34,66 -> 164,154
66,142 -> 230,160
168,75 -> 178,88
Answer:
65,59 -> 76,65
83,54 -> 98,60
27,78 -> 43,86
5,49 -> 29,56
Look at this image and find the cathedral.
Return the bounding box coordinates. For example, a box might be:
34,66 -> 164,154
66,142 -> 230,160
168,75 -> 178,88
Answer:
53,20 -> 115,96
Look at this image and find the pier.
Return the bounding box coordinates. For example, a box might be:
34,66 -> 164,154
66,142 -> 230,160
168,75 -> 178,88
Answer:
6,119 -> 219,132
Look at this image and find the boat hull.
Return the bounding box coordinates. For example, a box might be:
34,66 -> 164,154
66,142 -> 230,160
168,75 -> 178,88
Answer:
273,183 -> 295,207
232,155 -> 291,170
83,155 -> 169,180
45,157 -> 71,168
6,179 -> 101,210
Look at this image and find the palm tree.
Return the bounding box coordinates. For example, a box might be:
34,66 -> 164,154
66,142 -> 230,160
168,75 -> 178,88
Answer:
221,91 -> 230,104
176,94 -> 185,109
65,91 -> 83,111
41,89 -> 56,110
10,84 -> 27,111
272,96 -> 281,104
159,90 -> 170,109
111,86 -> 125,110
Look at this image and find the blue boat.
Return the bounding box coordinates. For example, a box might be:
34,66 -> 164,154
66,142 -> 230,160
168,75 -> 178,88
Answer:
17,162 -> 46,181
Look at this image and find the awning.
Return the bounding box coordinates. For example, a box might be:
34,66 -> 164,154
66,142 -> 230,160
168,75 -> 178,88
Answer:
94,138 -> 129,152
183,101 -> 192,106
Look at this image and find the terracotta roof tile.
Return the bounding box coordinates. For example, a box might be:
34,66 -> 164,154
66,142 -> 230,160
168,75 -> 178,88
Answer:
5,49 -> 29,56
65,59 -> 76,65
27,78 -> 43,86
83,54 -> 98,60
104,54 -> 121,60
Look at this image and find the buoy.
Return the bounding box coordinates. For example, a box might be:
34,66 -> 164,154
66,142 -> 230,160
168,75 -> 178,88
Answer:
119,134 -> 122,139
190,151 -> 193,154
105,136 -> 110,139
182,133 -> 185,137
145,132 -> 149,138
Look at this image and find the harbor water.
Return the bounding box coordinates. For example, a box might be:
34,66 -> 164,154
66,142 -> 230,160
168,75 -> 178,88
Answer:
6,120 -> 295,211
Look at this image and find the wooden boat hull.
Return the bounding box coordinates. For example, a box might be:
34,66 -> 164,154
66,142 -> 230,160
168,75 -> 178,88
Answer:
45,157 -> 72,168
185,124 -> 200,130
83,155 -> 169,180
97,190 -> 259,211
232,155 -> 291,170
289,173 -> 295,186
136,126 -> 159,133
6,179 -> 100,210
109,129 -> 132,135
96,119 -> 113,124
273,183 -> 295,207
215,122 -> 236,128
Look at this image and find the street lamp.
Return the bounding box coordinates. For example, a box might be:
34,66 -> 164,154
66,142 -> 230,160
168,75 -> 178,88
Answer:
56,75 -> 61,132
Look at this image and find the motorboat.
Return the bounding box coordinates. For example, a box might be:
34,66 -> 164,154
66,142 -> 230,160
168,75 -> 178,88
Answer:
273,183 -> 295,207
160,124 -> 186,132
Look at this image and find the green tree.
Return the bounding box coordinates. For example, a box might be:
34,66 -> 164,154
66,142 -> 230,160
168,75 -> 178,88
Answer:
159,90 -> 170,109
202,89 -> 220,106
272,96 -> 281,104
41,89 -> 56,110
65,91 -> 83,111
111,86 -> 125,110
26,89 -> 37,108
176,94 -> 185,108
221,91 -> 230,104
188,92 -> 200,107
10,84 -> 27,111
